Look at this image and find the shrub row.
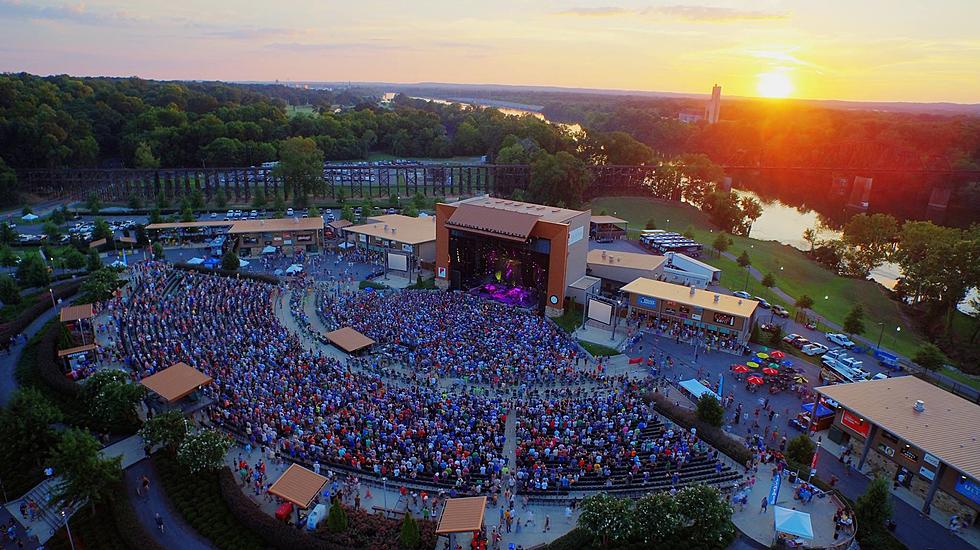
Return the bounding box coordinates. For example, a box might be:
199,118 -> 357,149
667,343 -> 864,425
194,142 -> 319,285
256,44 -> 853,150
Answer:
153,453 -> 267,550
37,321 -> 83,398
0,277 -> 83,343
174,262 -> 281,285
647,391 -> 753,465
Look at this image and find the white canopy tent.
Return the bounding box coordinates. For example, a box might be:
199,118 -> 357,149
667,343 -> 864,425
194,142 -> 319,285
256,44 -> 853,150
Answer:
186,257 -> 205,265
678,379 -> 719,400
337,241 -> 354,250
22,213 -> 39,221
261,245 -> 277,254
773,506 -> 814,540
285,264 -> 304,275
239,258 -> 250,267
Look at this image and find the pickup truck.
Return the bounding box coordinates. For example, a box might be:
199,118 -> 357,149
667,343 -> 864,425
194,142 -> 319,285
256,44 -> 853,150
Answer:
772,305 -> 790,318
826,333 -> 857,349
802,343 -> 829,356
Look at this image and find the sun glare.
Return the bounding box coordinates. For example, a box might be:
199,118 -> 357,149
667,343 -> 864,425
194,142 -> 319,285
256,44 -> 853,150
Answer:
756,71 -> 794,98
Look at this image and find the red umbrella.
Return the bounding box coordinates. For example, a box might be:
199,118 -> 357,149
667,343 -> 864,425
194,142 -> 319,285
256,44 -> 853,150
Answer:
770,350 -> 786,359
747,375 -> 765,385
762,367 -> 779,376
732,364 -> 750,373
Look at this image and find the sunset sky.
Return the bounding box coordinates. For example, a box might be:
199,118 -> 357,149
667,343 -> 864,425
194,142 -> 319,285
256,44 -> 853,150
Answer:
2,0 -> 979,103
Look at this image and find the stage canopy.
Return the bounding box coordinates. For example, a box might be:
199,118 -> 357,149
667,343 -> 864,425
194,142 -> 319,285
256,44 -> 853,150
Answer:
140,362 -> 213,403
436,496 -> 487,534
60,303 -> 94,323
261,245 -> 277,254
679,378 -> 719,400
187,257 -> 205,265
57,343 -> 98,357
590,215 -> 627,225
325,327 -> 376,353
773,507 -> 814,539
268,464 -> 328,509
446,203 -> 539,242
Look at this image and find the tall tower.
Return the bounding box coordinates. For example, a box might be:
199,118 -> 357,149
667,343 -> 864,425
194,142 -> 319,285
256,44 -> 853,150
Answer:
705,84 -> 721,124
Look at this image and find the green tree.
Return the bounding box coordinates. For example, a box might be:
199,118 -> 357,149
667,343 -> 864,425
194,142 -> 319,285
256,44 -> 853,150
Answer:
133,142 -> 160,169
631,492 -> 681,545
0,274 -> 20,304
712,233 -> 729,254
214,188 -> 228,209
750,322 -> 761,344
761,272 -> 775,289
49,208 -> 66,225
0,388 -> 61,466
912,343 -> 947,371
152,242 -> 164,259
42,221 -> 62,242
341,204 -> 355,223
251,188 -> 267,209
696,394 -> 725,427
274,136 -> 324,204
854,477 -> 893,544
326,498 -> 349,533
399,512 -> 421,549
190,188 -> 205,210
677,153 -> 723,207
181,205 -> 195,222
0,222 -> 16,245
79,268 -> 120,303
768,323 -> 784,348
221,250 -> 240,271
585,131 -> 654,165
0,157 -> 18,206
139,410 -> 189,454
308,205 -> 320,218
0,245 -> 17,267
85,192 -> 102,214
402,205 -> 419,217
177,429 -> 232,473
674,484 -> 736,549
81,370 -> 146,432
16,253 -> 49,287
156,190 -> 169,209
802,228 -> 818,252
786,434 -> 816,466
62,248 -> 86,270
149,206 -> 163,225
645,218 -> 657,230
578,493 -> 633,547
528,151 -> 591,209
361,198 -> 377,218
273,191 -> 286,217
795,294 -> 815,321
843,304 -> 866,336
842,213 -> 899,277
736,250 -> 751,268
47,428 -> 123,512
92,217 -> 112,241
87,249 -> 103,272
127,194 -> 143,210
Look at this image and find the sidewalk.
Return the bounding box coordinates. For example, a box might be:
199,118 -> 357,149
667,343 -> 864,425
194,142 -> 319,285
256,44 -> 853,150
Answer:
123,458 -> 215,550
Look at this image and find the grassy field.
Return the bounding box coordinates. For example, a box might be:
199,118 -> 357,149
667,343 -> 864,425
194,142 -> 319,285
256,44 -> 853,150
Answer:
589,196 -> 929,359
286,104 -> 316,117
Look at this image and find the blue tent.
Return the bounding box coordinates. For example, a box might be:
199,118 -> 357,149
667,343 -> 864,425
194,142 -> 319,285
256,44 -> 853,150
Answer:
773,506 -> 813,539
802,402 -> 835,418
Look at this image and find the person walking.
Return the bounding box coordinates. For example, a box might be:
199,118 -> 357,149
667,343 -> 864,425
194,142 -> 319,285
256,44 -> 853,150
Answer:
155,512 -> 165,533
760,497 -> 768,513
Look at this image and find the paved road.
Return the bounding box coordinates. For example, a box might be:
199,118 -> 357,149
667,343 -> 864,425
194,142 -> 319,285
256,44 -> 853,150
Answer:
0,300 -> 67,408
812,448 -> 974,550
123,459 -> 215,550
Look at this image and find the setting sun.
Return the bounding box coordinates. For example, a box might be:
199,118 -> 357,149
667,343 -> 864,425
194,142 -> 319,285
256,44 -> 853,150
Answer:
756,71 -> 794,98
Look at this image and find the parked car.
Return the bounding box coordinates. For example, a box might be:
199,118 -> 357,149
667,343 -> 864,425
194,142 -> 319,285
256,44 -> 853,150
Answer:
826,333 -> 857,349
249,210 -> 258,219
753,296 -> 771,309
802,342 -> 829,356
792,338 -> 812,350
772,305 -> 789,318
286,208 -> 294,217
733,291 -> 752,299
210,212 -> 218,219
783,333 -> 803,345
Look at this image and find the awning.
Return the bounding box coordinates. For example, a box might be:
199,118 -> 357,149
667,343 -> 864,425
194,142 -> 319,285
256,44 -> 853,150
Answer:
60,303 -> 94,323
446,203 -> 539,242
590,215 -> 627,225
328,219 -> 353,230
57,343 -> 98,357
140,362 -> 213,403
773,506 -> 814,539
268,464 -> 328,510
187,257 -> 205,265
118,236 -> 137,244
325,327 -> 376,353
678,379 -> 719,400
261,245 -> 277,254
337,241 -> 354,249
239,258 -> 249,267
436,496 -> 487,534
88,238 -> 107,248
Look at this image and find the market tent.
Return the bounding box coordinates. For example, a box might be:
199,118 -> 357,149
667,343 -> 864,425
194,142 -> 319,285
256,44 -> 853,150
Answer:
239,258 -> 250,267
337,241 -> 354,249
678,379 -> 719,400
773,506 -> 814,539
60,303 -> 94,323
261,245 -> 277,254
285,264 -> 304,275
325,327 -> 376,353
140,362 -> 213,403
186,257 -> 205,265
436,496 -> 487,534
22,213 -> 38,221
268,464 -> 328,510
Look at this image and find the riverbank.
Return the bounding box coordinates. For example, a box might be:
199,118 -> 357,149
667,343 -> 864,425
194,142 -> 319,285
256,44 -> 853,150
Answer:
588,196 -> 976,376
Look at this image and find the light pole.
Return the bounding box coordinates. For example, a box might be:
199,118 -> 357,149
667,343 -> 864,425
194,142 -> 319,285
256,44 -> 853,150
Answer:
382,476 -> 388,511
876,322 -> 885,351
62,509 -> 76,550
49,288 -> 56,308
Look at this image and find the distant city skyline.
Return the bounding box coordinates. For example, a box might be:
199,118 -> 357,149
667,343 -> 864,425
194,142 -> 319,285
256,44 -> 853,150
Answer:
1,0 -> 979,103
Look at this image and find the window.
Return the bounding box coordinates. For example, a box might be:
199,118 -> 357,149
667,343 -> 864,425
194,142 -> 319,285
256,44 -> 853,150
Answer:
881,431 -> 900,444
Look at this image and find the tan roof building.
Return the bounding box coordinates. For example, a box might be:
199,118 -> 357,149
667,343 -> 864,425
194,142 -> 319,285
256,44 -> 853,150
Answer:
145,220 -> 234,230
268,464 -> 328,509
227,217 -> 324,234
590,215 -> 628,225
621,277 -> 758,318
453,196 -> 583,223
345,214 -> 435,246
60,303 -> 94,323
325,327 -> 376,354
140,362 -> 213,403
588,249 -> 666,272
436,496 -> 487,534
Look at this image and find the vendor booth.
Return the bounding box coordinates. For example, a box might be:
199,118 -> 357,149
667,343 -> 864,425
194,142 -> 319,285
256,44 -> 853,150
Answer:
773,506 -> 813,547
268,464 -> 328,525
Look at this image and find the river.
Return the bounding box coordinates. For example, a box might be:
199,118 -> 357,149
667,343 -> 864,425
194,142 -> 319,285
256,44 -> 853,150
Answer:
410,96 -> 584,135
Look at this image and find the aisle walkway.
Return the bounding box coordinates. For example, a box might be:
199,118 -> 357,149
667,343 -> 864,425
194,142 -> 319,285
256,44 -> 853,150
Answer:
0,301 -> 67,407
123,459 -> 215,550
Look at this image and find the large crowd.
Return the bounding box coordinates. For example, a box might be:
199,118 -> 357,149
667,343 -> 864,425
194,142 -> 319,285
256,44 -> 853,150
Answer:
317,290 -> 587,386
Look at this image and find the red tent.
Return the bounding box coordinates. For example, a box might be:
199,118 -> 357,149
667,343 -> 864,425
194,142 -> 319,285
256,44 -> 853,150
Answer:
747,375 -> 765,385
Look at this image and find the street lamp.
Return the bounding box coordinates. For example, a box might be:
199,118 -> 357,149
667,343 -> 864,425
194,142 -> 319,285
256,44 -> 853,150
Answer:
49,288 -> 56,308
382,476 -> 388,511
62,510 -> 76,550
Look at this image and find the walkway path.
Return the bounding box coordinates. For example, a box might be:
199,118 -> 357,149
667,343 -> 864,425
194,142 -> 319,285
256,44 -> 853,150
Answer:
0,301 -> 65,407
123,458 -> 216,550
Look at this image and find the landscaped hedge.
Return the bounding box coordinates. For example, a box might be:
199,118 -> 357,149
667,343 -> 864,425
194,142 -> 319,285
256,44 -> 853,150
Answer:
174,262 -> 281,285
647,391 -> 753,465
153,453 -> 267,550
107,480 -> 169,550
37,320 -> 83,398
0,277 -> 83,343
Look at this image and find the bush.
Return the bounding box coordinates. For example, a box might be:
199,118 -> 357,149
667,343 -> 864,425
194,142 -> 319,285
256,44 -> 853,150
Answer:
221,250 -> 240,272
400,513 -> 421,548
786,434 -> 816,466
0,274 -> 20,304
326,498 -> 349,533
359,280 -> 389,290
696,394 -> 725,427
648,391 -> 752,464
0,278 -> 82,345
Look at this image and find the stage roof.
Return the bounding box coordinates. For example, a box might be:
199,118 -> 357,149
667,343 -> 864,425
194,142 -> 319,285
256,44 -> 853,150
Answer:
88,238 -> 107,248
325,327 -> 376,353
140,362 -> 213,403
452,196 -> 585,223
268,464 -> 328,509
436,496 -> 487,534
817,376 -> 980,481
621,277 -> 759,318
117,236 -> 137,244
446,203 -> 540,242
588,249 -> 666,272
590,215 -> 627,225
57,343 -> 98,357
60,303 -> 94,323
345,214 -> 435,245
